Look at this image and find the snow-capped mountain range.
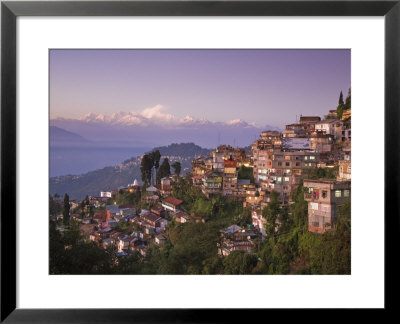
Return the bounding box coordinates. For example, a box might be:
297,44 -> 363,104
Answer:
52,105 -> 264,129
50,105 -> 280,148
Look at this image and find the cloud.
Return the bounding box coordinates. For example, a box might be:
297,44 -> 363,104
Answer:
140,104 -> 175,121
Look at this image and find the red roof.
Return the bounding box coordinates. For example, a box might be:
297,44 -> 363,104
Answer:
224,159 -> 237,168
163,197 -> 183,206
299,116 -> 321,123
93,211 -> 107,221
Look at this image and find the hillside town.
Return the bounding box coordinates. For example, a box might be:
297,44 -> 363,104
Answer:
50,90 -> 351,274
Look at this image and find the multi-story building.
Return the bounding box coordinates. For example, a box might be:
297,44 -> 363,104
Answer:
338,155 -> 351,181
309,134 -> 334,152
217,225 -> 259,256
314,119 -> 343,140
251,131 -> 282,152
222,158 -> 238,196
303,179 -> 351,233
202,171 -> 223,198
254,150 -> 320,201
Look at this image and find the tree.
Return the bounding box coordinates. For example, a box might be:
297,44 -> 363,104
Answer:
156,158 -> 171,184
63,193 -> 70,226
172,161 -> 181,176
262,190 -> 280,239
336,90 -> 346,119
344,88 -> 351,110
149,150 -> 161,185
238,165 -> 255,183
222,251 -> 258,274
151,150 -> 161,170
140,154 -> 153,185
49,195 -> 62,217
234,207 -> 252,227
89,205 -> 95,221
338,91 -> 344,105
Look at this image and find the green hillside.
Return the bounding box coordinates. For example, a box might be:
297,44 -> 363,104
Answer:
50,143 -> 210,200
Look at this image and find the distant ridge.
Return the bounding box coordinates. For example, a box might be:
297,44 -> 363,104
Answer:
50,143 -> 212,200
50,126 -> 90,145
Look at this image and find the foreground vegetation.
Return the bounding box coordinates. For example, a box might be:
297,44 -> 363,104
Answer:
50,176 -> 350,275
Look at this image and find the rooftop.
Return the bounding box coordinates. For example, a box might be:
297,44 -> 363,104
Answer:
141,212 -> 162,223
163,197 -> 184,206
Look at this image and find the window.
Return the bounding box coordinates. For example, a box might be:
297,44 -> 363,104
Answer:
312,221 -> 319,227
296,162 -> 300,166
310,156 -> 315,160
344,189 -> 350,197
284,177 -> 289,182
285,155 -> 290,160
304,156 -> 308,160
285,162 -> 290,166
278,162 -> 282,166
335,190 -> 342,197
322,190 -> 327,198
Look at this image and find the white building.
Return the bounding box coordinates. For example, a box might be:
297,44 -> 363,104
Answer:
100,191 -> 112,198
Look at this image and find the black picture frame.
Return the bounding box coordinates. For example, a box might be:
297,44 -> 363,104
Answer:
1,0 -> 399,322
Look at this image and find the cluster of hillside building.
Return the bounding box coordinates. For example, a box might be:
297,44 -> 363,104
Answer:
84,179 -> 209,257
191,110 -> 351,236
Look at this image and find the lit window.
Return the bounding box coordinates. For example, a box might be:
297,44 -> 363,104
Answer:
335,190 -> 342,197
284,177 -> 289,182
310,156 -> 315,160
305,156 -> 308,160
344,190 -> 350,197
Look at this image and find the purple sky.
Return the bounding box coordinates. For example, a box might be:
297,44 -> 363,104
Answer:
50,49 -> 350,128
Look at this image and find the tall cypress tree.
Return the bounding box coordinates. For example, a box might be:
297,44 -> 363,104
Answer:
344,88 -> 351,110
63,193 -> 70,226
171,161 -> 181,176
338,91 -> 344,105
140,154 -> 153,185
150,150 -> 161,185
156,158 -> 171,184
337,90 -> 345,119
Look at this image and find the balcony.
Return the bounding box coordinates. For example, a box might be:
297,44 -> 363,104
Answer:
304,193 -> 319,200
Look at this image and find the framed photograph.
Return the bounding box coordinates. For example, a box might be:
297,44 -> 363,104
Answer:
1,0 -> 398,322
